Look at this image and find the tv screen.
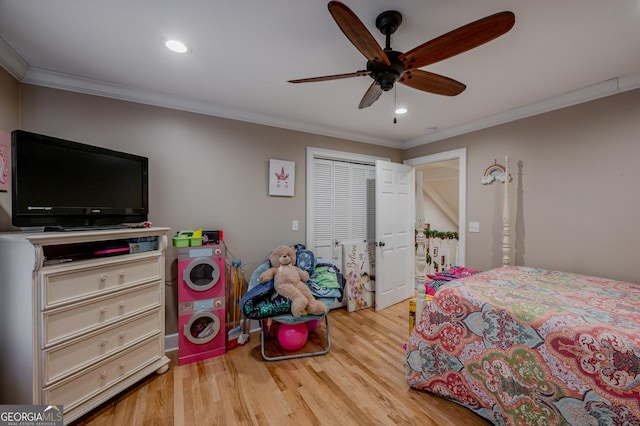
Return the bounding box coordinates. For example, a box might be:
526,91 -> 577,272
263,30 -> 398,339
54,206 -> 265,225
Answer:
11,130 -> 148,230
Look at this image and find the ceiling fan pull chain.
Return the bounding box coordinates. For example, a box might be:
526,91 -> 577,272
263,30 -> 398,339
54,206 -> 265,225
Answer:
393,86 -> 398,124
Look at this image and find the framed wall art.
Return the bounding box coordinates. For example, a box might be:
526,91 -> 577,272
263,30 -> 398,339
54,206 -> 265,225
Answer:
269,159 -> 295,197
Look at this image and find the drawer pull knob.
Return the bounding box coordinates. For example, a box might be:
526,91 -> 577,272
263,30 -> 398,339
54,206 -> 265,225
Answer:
120,362 -> 127,369
119,270 -> 127,277
100,339 -> 108,347
100,370 -> 109,379
100,307 -> 109,314
119,302 -> 127,309
119,332 -> 126,339
100,274 -> 108,281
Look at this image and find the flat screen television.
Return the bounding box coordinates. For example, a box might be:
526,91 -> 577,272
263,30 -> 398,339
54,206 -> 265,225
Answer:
11,130 -> 149,230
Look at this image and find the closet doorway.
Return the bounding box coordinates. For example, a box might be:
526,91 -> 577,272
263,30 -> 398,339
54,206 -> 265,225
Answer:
306,147 -> 388,270
307,148 -> 415,311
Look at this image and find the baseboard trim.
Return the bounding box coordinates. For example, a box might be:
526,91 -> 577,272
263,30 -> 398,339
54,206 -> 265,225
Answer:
164,333 -> 178,352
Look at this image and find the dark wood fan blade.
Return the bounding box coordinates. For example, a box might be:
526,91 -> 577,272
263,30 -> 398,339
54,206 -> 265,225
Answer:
399,11 -> 515,70
328,1 -> 390,66
399,69 -> 466,96
288,70 -> 371,84
358,82 -> 383,109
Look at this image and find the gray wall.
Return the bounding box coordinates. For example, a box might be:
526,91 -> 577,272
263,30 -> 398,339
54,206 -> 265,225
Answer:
2,63 -> 639,333
404,89 -> 640,284
0,67 -> 19,230
3,81 -> 401,334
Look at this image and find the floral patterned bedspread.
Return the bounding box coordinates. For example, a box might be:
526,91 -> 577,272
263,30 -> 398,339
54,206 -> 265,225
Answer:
405,266 -> 640,425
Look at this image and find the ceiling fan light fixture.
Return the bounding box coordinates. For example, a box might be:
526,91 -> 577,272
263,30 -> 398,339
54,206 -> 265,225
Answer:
289,3 -> 514,109
395,107 -> 407,114
165,39 -> 190,54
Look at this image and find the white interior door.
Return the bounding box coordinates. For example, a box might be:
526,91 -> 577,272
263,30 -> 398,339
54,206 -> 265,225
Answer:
374,160 -> 415,311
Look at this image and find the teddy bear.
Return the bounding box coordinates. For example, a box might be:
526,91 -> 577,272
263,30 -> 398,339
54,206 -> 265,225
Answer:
258,245 -> 327,317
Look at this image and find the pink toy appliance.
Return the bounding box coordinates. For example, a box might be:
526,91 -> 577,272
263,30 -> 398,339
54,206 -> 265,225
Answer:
177,244 -> 226,365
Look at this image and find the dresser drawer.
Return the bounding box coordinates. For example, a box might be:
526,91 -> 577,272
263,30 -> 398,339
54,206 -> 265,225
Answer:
42,255 -> 161,308
43,282 -> 161,346
43,309 -> 163,386
43,335 -> 162,412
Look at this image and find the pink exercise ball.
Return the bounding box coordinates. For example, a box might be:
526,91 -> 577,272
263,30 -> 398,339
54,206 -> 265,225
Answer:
306,319 -> 322,332
277,322 -> 308,351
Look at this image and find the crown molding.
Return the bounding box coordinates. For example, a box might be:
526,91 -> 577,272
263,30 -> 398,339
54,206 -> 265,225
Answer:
2,36 -> 637,151
403,72 -> 640,148
0,37 -> 28,80
18,66 -> 402,149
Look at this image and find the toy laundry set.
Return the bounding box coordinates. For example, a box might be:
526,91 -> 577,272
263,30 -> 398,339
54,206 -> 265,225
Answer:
173,229 -> 248,365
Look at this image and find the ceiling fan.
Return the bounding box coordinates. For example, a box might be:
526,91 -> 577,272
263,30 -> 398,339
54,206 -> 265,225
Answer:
288,1 -> 515,109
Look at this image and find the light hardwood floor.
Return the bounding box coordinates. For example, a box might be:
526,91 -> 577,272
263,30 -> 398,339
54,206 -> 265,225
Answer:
71,301 -> 490,425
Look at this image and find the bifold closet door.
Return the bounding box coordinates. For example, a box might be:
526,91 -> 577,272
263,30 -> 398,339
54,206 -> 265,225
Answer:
310,158 -> 375,270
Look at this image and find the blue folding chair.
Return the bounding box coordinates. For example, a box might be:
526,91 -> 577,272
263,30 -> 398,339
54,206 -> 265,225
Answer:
242,255 -> 341,361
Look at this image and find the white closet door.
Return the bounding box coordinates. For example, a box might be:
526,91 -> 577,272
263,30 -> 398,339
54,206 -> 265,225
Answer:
311,159 -> 375,267
333,161 -> 351,243
312,159 -> 334,260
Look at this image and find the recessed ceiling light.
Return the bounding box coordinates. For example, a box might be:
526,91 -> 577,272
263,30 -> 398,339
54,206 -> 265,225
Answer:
394,107 -> 408,114
165,39 -> 190,54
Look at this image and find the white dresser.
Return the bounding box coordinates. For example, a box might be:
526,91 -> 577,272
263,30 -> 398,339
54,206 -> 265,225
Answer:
0,227 -> 170,424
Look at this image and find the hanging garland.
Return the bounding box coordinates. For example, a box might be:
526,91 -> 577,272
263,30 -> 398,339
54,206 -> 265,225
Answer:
415,228 -> 459,271
415,229 -> 459,240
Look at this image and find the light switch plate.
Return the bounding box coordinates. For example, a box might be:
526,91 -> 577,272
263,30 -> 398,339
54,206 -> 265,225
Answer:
469,221 -> 480,233
292,220 -> 299,231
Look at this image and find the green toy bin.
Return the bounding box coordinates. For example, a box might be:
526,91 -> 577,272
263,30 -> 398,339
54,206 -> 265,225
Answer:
173,230 -> 203,247
173,231 -> 191,248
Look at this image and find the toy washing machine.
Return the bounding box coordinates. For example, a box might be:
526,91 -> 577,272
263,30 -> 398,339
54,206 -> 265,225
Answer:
177,244 -> 226,365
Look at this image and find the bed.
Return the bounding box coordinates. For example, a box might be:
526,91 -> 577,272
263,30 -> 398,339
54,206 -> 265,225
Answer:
406,158 -> 640,424
406,266 -> 640,424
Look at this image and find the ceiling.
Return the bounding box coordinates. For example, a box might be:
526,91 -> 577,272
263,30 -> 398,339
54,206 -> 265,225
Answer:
1,1 -> 639,149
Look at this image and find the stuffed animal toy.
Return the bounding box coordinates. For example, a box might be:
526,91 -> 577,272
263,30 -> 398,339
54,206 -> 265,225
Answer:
258,245 -> 327,317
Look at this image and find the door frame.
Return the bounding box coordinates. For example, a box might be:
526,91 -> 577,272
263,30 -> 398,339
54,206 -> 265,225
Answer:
404,148 -> 467,267
305,147 -> 390,248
